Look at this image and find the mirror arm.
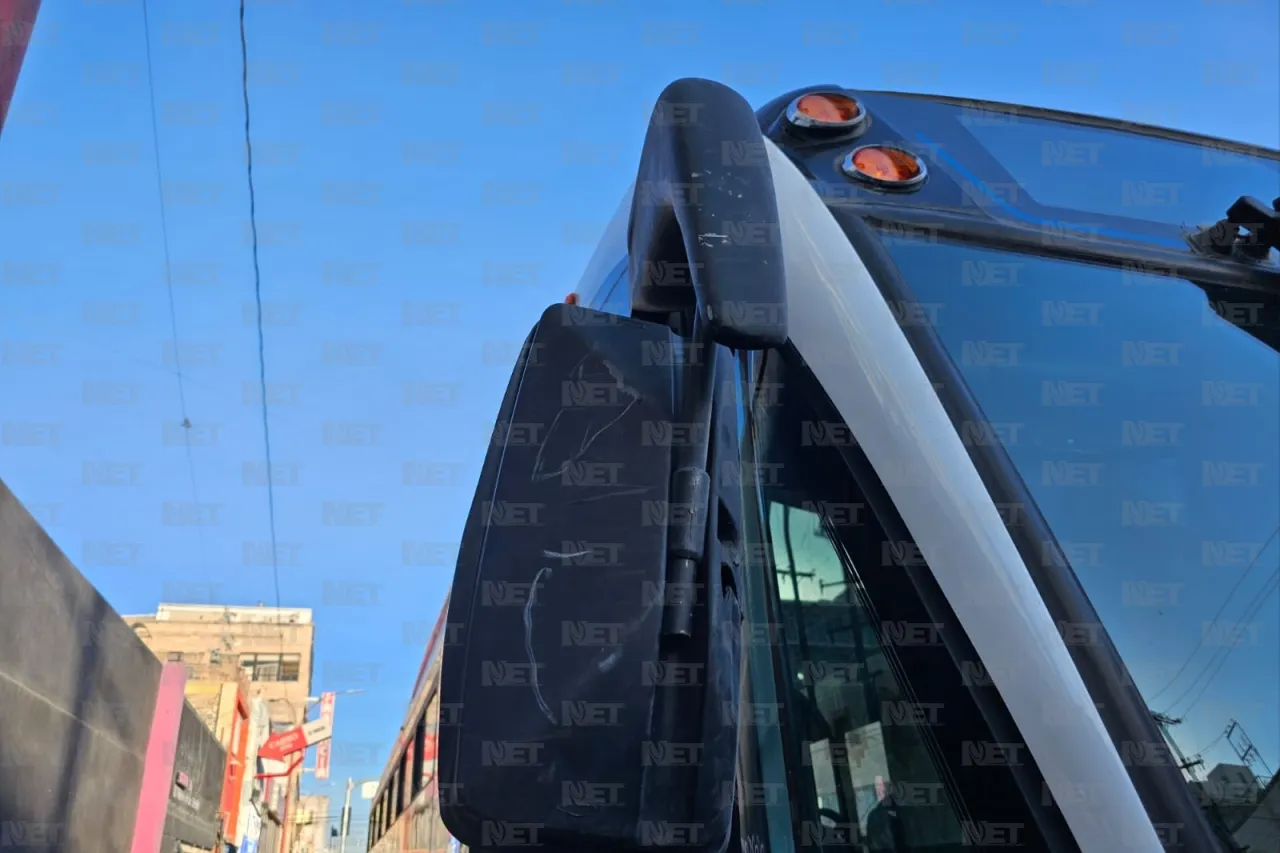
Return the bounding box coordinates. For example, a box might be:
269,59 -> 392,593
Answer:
661,312 -> 718,641
628,77 -> 788,350
646,314 -> 718,816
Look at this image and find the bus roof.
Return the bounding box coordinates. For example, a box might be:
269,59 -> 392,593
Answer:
761,87 -> 1280,159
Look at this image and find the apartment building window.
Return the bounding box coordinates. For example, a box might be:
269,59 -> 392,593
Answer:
239,653 -> 302,682
166,652 -> 184,662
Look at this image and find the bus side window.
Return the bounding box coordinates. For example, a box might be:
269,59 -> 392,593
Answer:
734,353 -> 798,853
742,353 -> 1070,853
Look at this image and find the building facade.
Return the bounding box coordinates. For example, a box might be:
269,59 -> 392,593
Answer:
126,603 -> 316,853
125,603 -> 315,727
293,794 -> 332,853
238,697 -> 274,853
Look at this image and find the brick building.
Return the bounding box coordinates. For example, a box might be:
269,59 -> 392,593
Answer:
125,603 -> 316,852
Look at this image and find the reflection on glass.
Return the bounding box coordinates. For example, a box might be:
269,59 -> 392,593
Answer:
960,112 -> 1280,231
764,501 -> 962,851
598,268 -> 631,316
884,236 -> 1280,844
872,92 -> 1280,239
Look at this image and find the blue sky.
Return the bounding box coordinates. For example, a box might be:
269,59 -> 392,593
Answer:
2,0 -> 1277,826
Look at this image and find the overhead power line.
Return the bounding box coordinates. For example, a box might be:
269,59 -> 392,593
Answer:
237,0 -> 283,620
141,0 -> 208,574
1149,523 -> 1280,708
1167,564 -> 1280,717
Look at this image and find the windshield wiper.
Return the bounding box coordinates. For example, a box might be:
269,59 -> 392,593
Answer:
1182,196 -> 1280,355
1189,195 -> 1280,263
1192,277 -> 1280,356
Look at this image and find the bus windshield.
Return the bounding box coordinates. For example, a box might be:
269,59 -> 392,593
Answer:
866,93 -> 1280,245
883,235 -> 1280,843
956,114 -> 1280,231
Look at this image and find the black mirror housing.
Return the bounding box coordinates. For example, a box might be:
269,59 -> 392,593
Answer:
439,303 -> 743,853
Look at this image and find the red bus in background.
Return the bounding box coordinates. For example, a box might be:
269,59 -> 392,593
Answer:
367,596 -> 459,853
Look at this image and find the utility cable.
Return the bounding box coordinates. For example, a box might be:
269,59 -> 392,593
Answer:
238,0 -> 285,635
1189,728 -> 1229,760
1169,566 -> 1279,718
1148,523 -> 1280,703
141,0 -> 209,575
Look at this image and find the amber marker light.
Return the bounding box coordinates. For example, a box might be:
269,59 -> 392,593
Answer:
785,92 -> 866,132
841,144 -> 928,190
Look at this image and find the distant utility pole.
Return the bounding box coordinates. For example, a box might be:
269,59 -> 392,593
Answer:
1151,711 -> 1205,779
1226,719 -> 1273,779
338,777 -> 354,853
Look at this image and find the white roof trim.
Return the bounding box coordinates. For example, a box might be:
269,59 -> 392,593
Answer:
765,137 -> 1161,852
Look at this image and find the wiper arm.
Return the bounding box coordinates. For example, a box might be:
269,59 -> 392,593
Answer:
1182,196 -> 1280,355
1193,278 -> 1280,356
1189,195 -> 1280,263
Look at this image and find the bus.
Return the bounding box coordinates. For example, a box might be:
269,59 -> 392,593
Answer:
375,82 -> 1280,853
367,597 -> 457,853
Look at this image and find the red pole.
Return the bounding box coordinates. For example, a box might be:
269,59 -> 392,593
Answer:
0,0 -> 41,135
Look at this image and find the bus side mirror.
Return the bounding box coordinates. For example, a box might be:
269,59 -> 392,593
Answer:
438,303 -> 743,853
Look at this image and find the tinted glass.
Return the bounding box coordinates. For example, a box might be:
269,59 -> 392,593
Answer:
598,266 -> 630,315
871,94 -> 1280,240
961,114 -> 1280,230
765,503 -> 965,851
735,358 -> 800,853
885,237 -> 1280,842
746,361 -> 1001,852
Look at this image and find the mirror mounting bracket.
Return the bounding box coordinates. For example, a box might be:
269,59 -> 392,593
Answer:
628,77 -> 789,351
659,313 -> 717,642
